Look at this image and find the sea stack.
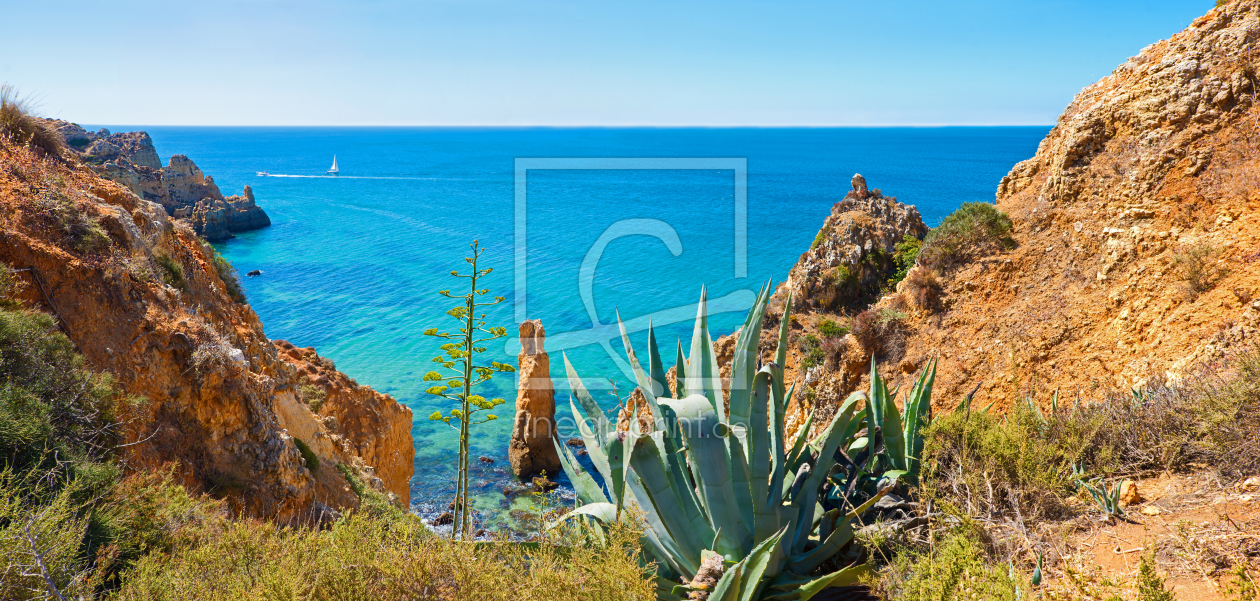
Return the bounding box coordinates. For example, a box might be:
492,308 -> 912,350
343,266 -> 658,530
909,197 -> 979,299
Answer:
508,320 -> 561,478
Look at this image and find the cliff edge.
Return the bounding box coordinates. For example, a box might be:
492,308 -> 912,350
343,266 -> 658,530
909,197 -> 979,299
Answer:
785,0 -> 1260,418
0,132 -> 412,520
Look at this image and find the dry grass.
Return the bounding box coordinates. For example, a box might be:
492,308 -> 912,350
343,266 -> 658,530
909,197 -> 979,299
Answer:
0,84 -> 66,160
113,511 -> 655,601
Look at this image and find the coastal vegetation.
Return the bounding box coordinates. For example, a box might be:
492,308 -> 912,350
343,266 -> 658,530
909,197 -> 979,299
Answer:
916,202 -> 1014,272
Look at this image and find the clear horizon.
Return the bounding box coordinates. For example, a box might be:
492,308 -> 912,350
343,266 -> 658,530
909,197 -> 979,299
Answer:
7,0 -> 1213,127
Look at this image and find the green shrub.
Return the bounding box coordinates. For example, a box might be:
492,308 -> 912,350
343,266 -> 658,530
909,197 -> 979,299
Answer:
872,531 -> 1024,601
299,383 -> 326,413
113,507 -> 654,601
922,400 -> 1099,523
0,308 -> 121,481
156,253 -> 187,292
207,247 -> 246,304
292,437 -> 319,473
811,224 -> 830,250
919,202 -> 1015,271
888,234 -> 923,287
799,333 -> 826,369
0,265 -> 23,309
1137,550 -> 1176,601
819,318 -> 848,338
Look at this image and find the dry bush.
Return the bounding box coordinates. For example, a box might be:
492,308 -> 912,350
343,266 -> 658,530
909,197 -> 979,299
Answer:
902,267 -> 943,313
853,304 -> 910,362
1173,243 -> 1227,300
1096,349 -> 1260,479
0,84 -> 66,160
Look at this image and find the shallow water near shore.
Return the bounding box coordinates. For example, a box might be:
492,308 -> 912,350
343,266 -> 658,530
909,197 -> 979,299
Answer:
100,126 -> 1046,528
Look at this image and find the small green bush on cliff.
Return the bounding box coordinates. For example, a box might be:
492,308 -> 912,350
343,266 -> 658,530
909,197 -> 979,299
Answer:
918,202 -> 1014,271
155,252 -> 187,292
206,246 -> 246,304
887,234 -> 923,288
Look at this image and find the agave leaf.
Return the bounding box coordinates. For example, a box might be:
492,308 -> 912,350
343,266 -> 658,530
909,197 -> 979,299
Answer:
661,394 -> 752,557
902,359 -> 936,481
881,387 -> 907,473
627,433 -> 710,571
761,564 -> 872,601
564,353 -> 611,434
789,485 -> 891,573
686,287 -> 723,416
675,340 -> 688,399
789,392 -> 863,554
729,429 -> 756,531
775,293 -> 793,368
750,369 -> 778,543
552,436 -> 609,505
606,431 -> 635,518
616,312 -> 663,421
709,526 -> 789,601
570,398 -> 612,480
728,283 -> 771,432
647,323 -> 671,399
784,409 -> 815,474
866,356 -> 887,472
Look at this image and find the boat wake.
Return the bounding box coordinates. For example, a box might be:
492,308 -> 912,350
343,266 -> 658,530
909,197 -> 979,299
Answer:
260,174 -> 438,180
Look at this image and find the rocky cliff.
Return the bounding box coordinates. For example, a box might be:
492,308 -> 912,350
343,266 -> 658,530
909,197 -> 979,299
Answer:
784,0 -> 1260,419
0,134 -> 411,521
46,120 -> 270,242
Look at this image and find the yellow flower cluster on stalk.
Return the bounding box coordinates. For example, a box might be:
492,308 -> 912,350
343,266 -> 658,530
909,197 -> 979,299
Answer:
422,240 -> 514,539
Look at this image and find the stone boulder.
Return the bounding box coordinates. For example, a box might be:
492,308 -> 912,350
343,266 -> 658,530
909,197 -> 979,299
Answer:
509,320 -> 561,478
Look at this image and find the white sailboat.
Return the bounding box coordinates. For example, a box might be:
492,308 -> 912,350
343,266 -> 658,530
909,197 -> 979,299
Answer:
327,155 -> 339,175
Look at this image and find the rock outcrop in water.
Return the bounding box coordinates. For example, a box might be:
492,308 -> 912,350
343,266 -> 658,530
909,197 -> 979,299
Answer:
45,120 -> 271,241
509,320 -> 560,478
0,135 -> 409,521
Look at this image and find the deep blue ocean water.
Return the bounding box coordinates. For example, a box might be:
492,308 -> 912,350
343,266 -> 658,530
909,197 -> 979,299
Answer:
110,126 -> 1047,526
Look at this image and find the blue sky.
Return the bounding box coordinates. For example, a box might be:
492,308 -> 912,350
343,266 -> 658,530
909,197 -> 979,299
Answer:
5,0 -> 1212,126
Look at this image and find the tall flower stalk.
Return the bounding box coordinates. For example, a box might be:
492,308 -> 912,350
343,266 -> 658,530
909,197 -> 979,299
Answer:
424,241 -> 513,539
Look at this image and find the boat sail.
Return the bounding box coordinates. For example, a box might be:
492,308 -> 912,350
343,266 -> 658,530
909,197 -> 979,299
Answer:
327,155 -> 339,175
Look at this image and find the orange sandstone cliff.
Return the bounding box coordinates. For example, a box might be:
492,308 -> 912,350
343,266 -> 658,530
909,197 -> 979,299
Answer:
774,0 -> 1260,419
0,134 -> 412,521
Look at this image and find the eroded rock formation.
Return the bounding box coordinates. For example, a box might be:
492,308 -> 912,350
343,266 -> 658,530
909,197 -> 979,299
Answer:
779,174 -> 928,311
509,320 -> 560,478
46,120 -> 271,241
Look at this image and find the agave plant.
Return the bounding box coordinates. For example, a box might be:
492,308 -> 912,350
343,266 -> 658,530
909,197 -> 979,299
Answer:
1079,478 -> 1125,520
553,284 -> 926,601
821,356 -> 936,514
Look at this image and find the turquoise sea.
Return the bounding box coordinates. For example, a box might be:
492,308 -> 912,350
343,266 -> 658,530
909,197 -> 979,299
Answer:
113,126 -> 1047,527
